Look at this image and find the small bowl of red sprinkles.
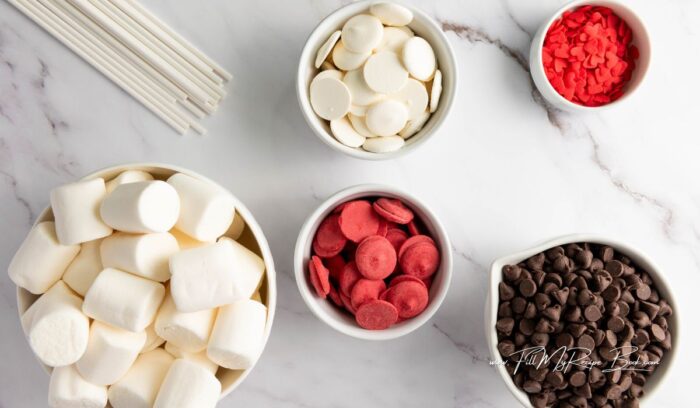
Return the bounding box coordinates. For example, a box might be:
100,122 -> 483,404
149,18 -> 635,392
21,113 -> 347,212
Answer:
294,184 -> 453,340
530,0 -> 651,110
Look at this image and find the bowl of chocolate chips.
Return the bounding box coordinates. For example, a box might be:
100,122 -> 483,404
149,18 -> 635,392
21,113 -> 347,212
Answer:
485,234 -> 677,408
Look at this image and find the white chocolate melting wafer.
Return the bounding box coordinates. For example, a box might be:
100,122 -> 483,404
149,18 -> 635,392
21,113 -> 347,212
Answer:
370,2 -> 413,26
363,51 -> 408,93
310,75 -> 351,121
430,69 -> 442,113
399,110 -> 430,139
315,30 -> 341,68
402,36 -> 436,81
343,68 -> 383,106
330,116 -> 366,148
332,42 -> 370,71
51,178 -> 113,245
366,99 -> 408,137
363,135 -> 405,153
349,113 -> 377,137
341,14 -> 383,53
390,78 -> 428,119
9,221 -> 80,294
376,26 -> 413,53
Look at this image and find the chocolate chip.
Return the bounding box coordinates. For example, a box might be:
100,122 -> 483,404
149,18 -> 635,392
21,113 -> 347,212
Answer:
574,250 -> 593,268
605,384 -> 622,400
522,380 -> 542,394
577,334 -> 596,351
601,285 -> 621,302
604,330 -> 618,347
527,253 -> 546,270
569,371 -> 587,387
632,328 -> 650,347
532,332 -> 550,347
519,319 -> 536,336
534,293 -> 551,311
556,332 -> 575,348
546,247 -> 565,261
584,305 -> 602,322
535,318 -> 556,334
635,284 -> 651,301
497,340 -> 515,356
547,371 -> 565,387
498,302 -> 512,318
568,323 -> 587,338
590,258 -> 604,272
605,260 -> 625,277
607,316 -> 625,332
496,318 -> 515,335
519,279 -> 538,297
599,246 -> 614,262
502,265 -> 522,282
499,282 -> 515,301
632,311 -> 651,328
542,305 -> 562,322
553,287 -> 570,305
524,302 -> 538,319
511,297 -> 527,314
650,323 -> 666,342
529,393 -> 548,408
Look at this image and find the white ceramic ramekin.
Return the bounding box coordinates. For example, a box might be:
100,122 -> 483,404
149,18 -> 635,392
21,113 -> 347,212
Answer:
14,162 -> 277,400
485,234 -> 679,407
297,1 -> 458,160
294,184 -> 453,340
529,0 -> 651,111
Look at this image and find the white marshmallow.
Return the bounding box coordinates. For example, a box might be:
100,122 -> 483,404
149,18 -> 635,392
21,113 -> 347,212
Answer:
153,359 -> 221,408
224,211 -> 246,240
207,299 -> 267,369
108,349 -> 174,408
170,228 -> 207,250
23,281 -> 90,367
100,181 -> 180,234
219,236 -> 265,295
105,170 -> 154,194
9,221 -> 80,294
155,293 -> 216,352
48,365 -> 108,408
76,321 -> 146,385
51,178 -> 113,245
100,232 -> 179,282
169,240 -> 263,312
83,268 -> 165,332
167,173 -> 236,242
63,238 -> 103,296
164,342 -> 218,374
141,321 -> 165,352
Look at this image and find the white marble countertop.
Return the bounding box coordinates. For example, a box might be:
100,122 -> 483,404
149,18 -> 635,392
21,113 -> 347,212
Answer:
1,0 -> 698,406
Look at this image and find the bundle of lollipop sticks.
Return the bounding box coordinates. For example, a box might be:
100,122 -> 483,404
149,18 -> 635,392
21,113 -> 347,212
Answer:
9,0 -> 232,135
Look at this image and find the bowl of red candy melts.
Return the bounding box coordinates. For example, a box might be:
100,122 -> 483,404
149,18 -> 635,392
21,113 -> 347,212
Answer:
294,184 -> 453,340
529,0 -> 651,110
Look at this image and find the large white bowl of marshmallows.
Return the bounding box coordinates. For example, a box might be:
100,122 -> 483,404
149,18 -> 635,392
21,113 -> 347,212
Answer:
297,1 -> 457,160
9,163 -> 276,408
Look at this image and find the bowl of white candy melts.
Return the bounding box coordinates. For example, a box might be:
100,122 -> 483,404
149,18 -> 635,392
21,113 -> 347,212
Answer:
9,163 -> 277,408
297,1 -> 458,160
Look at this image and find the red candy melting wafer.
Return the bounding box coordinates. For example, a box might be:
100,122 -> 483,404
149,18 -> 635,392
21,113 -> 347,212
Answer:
390,274 -> 426,288
355,299 -> 399,330
312,214 -> 347,258
384,280 -> 429,318
338,200 -> 381,243
398,235 -> 435,259
339,261 -> 362,297
542,5 -> 639,107
385,228 -> 408,253
325,254 -> 346,281
350,278 -> 386,310
309,255 -> 331,298
373,198 -> 414,224
400,242 -> 440,279
355,235 -> 397,280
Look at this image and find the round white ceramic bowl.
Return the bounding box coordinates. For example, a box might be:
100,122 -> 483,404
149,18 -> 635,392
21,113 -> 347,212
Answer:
15,162 -> 277,400
529,0 -> 651,112
485,234 -> 679,407
297,1 -> 458,160
294,184 -> 453,340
